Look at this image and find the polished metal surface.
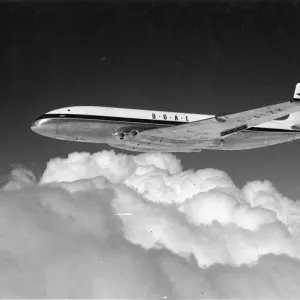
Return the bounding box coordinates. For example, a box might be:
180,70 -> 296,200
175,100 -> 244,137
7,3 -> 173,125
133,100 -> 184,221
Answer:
31,116 -> 164,143
31,118 -> 58,138
31,116 -> 300,152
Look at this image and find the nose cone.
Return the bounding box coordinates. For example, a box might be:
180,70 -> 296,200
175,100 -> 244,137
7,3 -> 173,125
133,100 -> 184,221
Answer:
31,117 -> 57,138
30,120 -> 41,134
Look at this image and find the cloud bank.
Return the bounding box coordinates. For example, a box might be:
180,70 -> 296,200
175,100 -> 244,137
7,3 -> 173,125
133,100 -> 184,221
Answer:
1,150 -> 300,298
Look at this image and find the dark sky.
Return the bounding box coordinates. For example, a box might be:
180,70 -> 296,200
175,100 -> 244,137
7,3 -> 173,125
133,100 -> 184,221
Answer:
2,0 -> 300,198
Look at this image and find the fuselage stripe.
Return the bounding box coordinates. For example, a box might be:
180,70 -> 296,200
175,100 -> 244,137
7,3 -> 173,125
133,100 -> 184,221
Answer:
36,114 -> 186,126
35,114 -> 299,133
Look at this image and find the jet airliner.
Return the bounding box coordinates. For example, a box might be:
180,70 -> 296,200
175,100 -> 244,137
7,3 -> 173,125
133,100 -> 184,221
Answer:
31,83 -> 300,152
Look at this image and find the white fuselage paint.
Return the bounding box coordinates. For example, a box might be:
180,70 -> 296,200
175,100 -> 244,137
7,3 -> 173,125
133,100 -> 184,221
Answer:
46,106 -> 210,123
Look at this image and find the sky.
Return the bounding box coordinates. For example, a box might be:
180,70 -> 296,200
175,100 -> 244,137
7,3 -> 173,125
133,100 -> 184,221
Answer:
2,1 -> 300,195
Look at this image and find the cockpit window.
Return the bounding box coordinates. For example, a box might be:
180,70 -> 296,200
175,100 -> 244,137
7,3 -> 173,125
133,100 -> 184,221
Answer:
275,114 -> 289,121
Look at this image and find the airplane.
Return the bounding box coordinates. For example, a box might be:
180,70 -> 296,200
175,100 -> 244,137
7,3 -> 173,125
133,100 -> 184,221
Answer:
31,83 -> 300,152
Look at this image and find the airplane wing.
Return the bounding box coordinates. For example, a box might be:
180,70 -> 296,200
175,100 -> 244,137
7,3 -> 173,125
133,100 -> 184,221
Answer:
137,84 -> 300,142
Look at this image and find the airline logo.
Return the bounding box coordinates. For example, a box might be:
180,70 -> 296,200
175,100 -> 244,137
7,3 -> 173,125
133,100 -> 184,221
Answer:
152,113 -> 189,122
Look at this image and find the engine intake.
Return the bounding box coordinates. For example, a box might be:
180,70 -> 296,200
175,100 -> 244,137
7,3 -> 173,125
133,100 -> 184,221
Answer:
114,129 -> 139,140
129,130 -> 138,136
118,132 -> 126,140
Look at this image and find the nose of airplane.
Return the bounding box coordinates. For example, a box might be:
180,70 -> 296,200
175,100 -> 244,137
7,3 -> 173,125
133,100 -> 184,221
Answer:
30,120 -> 40,133
31,117 -> 57,137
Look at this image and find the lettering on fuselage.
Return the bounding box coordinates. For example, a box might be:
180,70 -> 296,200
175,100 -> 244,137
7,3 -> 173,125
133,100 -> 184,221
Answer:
152,113 -> 190,122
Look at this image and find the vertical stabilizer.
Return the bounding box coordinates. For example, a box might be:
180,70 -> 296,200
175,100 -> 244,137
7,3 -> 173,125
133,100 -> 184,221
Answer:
278,83 -> 300,127
286,83 -> 300,127
293,83 -> 300,100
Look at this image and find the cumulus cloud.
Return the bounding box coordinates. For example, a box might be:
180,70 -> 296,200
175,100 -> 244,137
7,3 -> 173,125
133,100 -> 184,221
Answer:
1,150 -> 300,298
4,164 -> 36,190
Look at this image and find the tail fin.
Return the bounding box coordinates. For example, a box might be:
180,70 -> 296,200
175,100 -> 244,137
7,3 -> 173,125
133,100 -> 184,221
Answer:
293,83 -> 300,101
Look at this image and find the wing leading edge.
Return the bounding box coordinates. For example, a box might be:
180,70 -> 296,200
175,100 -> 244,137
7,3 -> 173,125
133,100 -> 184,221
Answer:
137,83 -> 300,142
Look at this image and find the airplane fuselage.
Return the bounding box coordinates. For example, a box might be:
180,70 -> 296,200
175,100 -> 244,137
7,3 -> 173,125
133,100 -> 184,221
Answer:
31,106 -> 300,152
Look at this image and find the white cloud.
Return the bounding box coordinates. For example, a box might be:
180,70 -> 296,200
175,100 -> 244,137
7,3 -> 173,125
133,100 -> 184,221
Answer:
1,150 -> 300,298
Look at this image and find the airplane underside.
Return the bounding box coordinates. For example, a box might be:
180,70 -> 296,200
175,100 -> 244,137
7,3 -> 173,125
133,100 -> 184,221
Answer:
111,130 -> 299,152
31,116 -> 300,152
